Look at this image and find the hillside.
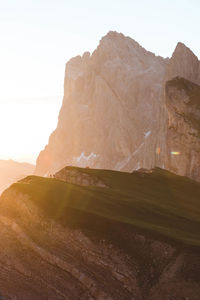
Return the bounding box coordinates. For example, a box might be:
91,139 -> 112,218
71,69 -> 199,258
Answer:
6,166 -> 200,246
0,167 -> 199,299
0,160 -> 34,194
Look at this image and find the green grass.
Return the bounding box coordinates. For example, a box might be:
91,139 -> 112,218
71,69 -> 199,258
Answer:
2,167 -> 200,246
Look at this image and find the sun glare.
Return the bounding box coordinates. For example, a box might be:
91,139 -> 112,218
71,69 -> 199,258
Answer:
0,97 -> 61,163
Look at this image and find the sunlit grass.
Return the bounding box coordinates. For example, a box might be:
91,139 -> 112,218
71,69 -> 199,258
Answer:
3,167 -> 200,247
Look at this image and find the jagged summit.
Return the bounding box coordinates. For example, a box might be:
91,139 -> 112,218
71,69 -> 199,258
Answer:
35,32 -> 200,181
102,30 -> 125,39
166,41 -> 200,84
99,30 -> 139,47
95,31 -> 166,63
174,41 -> 199,58
65,30 -> 168,82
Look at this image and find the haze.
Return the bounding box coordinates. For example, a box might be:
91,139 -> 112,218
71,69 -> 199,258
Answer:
0,0 -> 199,163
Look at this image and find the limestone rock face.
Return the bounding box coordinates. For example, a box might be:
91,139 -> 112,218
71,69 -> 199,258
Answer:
35,31 -> 167,175
165,77 -> 200,180
166,42 -> 200,84
35,31 -> 200,181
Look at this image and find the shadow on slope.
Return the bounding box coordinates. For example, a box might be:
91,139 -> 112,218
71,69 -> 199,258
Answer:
2,167 -> 200,247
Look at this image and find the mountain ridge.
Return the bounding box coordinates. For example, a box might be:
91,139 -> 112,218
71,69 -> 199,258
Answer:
0,166 -> 199,299
35,31 -> 200,182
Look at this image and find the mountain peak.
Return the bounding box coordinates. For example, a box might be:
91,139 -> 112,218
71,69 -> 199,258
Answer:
104,30 -> 125,38
166,41 -> 200,84
176,41 -> 187,48
36,31 -> 200,182
95,30 -> 165,64
173,41 -> 198,59
99,30 -> 140,49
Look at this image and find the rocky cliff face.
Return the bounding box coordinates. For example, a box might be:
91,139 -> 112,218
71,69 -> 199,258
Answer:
54,166 -> 107,187
35,31 -> 200,181
165,77 -> 200,180
166,42 -> 200,84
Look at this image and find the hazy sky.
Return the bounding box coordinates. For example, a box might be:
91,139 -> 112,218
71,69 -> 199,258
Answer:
0,0 -> 199,163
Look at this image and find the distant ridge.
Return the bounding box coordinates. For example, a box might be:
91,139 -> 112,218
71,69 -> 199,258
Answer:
0,159 -> 34,194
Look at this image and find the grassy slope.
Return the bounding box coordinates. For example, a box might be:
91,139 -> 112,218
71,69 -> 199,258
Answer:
3,167 -> 200,246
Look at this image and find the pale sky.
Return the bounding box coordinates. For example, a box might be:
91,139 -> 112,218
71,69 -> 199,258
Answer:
0,0 -> 199,164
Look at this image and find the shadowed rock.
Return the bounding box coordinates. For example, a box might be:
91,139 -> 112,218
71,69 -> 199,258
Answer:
0,167 -> 199,299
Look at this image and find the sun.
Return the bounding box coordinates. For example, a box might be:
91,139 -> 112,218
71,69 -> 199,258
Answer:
0,98 -> 60,163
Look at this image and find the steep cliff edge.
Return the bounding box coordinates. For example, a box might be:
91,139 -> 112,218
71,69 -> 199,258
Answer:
166,42 -> 200,84
35,31 -> 168,175
165,77 -> 200,180
0,167 -> 199,299
35,31 -> 200,181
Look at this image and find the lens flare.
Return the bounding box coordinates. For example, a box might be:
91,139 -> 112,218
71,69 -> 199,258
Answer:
171,151 -> 180,155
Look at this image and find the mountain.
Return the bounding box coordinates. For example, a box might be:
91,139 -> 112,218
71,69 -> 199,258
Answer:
0,167 -> 199,299
35,31 -> 200,181
0,160 -> 34,194
165,77 -> 200,179
165,42 -> 200,84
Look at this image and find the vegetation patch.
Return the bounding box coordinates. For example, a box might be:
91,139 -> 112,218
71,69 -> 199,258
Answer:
3,167 -> 200,247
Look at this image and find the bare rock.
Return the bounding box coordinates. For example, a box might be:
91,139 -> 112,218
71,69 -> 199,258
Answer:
35,31 -> 167,176
166,42 -> 200,84
165,77 -> 200,180
35,31 -> 200,182
54,166 -> 108,188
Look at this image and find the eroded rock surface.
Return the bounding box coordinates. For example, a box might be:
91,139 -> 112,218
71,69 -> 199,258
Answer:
165,77 -> 200,180
35,31 -> 200,181
166,42 -> 200,85
54,166 -> 107,188
0,186 -> 199,300
35,31 -> 168,175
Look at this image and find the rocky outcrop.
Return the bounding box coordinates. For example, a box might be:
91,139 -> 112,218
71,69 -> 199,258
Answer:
54,166 -> 107,187
165,77 -> 200,180
35,31 -> 200,181
166,42 -> 200,84
35,31 -> 168,175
